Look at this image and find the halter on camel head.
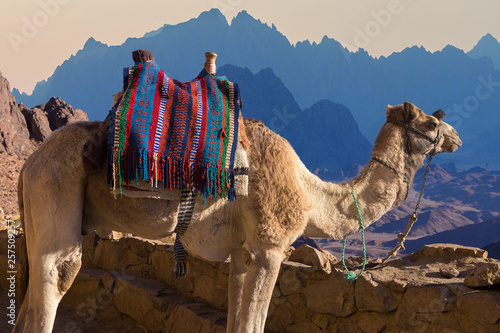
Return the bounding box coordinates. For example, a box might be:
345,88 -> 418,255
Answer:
372,103 -> 444,201
387,102 -> 444,156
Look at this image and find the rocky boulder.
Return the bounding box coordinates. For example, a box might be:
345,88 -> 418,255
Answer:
19,105 -> 52,142
43,97 -> 88,130
288,244 -> 337,271
0,71 -> 89,217
0,72 -> 88,154
409,243 -> 488,261
21,97 -> 88,143
0,71 -> 32,158
464,262 -> 500,287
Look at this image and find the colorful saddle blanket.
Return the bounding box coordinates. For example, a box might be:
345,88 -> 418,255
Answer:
108,60 -> 242,200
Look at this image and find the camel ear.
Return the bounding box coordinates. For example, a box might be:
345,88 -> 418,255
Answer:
404,101 -> 418,121
433,109 -> 446,120
386,105 -> 393,118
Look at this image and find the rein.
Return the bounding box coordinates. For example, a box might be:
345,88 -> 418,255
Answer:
380,154 -> 434,264
341,119 -> 442,278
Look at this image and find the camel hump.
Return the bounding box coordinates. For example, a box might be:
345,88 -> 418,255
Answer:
132,49 -> 154,63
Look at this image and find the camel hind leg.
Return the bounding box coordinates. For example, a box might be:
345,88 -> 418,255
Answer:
13,141 -> 86,332
14,170 -> 84,332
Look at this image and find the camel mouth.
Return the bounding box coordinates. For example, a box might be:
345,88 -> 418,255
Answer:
447,144 -> 459,153
445,138 -> 462,153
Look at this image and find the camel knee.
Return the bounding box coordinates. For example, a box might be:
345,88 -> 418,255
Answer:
57,256 -> 81,293
242,243 -> 284,269
242,246 -> 255,268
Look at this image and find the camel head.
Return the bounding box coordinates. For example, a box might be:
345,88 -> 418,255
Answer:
386,102 -> 462,155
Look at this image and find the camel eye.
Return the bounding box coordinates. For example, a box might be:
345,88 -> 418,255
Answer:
428,122 -> 438,130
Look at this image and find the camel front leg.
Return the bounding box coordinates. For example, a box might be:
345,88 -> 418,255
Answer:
237,241 -> 283,333
227,248 -> 247,332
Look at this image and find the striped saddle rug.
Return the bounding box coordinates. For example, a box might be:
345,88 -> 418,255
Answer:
108,59 -> 242,201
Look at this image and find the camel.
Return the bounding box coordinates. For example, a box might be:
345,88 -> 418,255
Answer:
12,100 -> 461,333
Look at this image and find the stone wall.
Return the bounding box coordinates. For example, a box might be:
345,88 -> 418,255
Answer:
80,233 -> 500,332
1,228 -> 500,332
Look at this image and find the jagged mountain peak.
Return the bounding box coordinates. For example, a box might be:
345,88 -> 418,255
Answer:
229,10 -> 289,43
387,45 -> 430,58
475,33 -> 500,48
197,8 -> 227,23
468,33 -> 500,70
83,37 -> 107,48
231,9 -> 257,24
78,37 -> 109,58
440,44 -> 465,55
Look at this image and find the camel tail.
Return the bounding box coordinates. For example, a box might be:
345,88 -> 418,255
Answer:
17,166 -> 29,306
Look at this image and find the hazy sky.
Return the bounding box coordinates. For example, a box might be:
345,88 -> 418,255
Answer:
1,0 -> 499,94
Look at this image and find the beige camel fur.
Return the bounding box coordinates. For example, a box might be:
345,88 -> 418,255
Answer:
13,102 -> 461,333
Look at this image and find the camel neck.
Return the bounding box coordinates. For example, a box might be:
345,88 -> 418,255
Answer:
301,123 -> 425,240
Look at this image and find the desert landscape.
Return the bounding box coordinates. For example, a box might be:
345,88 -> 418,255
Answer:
1,66 -> 500,331
1,5 -> 500,330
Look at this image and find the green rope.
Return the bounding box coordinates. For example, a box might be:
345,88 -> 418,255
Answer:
341,185 -> 367,282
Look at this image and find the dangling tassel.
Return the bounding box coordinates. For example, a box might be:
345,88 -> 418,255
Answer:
174,233 -> 189,277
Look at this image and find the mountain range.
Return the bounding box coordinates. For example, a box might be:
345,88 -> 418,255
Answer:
386,217 -> 500,255
323,164 -> 500,258
11,9 -> 500,171
216,65 -> 372,170
2,65 -> 499,259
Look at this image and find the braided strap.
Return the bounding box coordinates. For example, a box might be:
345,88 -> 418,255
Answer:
341,185 -> 367,282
